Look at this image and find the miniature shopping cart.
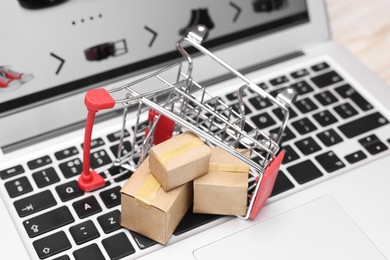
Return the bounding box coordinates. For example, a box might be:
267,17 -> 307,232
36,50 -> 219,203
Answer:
78,25 -> 298,220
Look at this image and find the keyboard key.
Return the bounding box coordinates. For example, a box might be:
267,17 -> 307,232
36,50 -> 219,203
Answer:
107,130 -> 130,142
345,151 -> 367,164
107,166 -> 132,182
287,160 -> 323,184
272,107 -> 297,121
270,75 -> 289,86
173,208 -> 222,236
14,190 -> 57,217
251,112 -> 276,129
291,117 -> 317,135
110,141 -> 132,158
315,151 -> 345,173
248,96 -> 273,110
32,167 -> 60,188
0,164 -> 24,180
290,80 -> 313,96
335,84 -> 373,111
358,134 -> 388,155
312,110 -> 338,127
311,71 -> 343,88
316,129 -> 343,147
314,90 -> 338,106
5,176 -> 33,198
69,220 -> 100,245
33,231 -> 71,260
52,255 -> 71,260
102,232 -> 136,259
82,137 -> 105,150
91,149 -> 112,169
27,155 -> 52,170
226,90 -> 247,101
54,146 -> 79,161
97,210 -> 121,234
295,137 -> 322,155
333,102 -> 358,119
270,171 -> 295,196
73,243 -> 105,260
338,112 -> 389,138
59,158 -> 82,178
56,180 -> 85,202
291,68 -> 309,79
294,97 -> 318,113
231,102 -> 252,115
99,186 -> 121,208
270,126 -> 296,142
131,231 -> 158,250
73,196 -> 102,219
281,145 -> 300,164
311,62 -> 329,72
23,206 -> 74,238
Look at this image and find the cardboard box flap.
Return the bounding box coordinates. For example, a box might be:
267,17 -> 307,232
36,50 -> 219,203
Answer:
121,159 -> 184,212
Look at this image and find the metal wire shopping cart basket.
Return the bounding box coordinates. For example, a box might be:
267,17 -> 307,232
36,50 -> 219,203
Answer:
79,25 -> 297,220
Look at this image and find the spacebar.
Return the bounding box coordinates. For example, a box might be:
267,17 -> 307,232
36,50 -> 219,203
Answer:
338,112 -> 389,138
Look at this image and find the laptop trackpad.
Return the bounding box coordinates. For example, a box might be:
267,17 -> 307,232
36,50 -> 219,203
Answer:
193,196 -> 385,259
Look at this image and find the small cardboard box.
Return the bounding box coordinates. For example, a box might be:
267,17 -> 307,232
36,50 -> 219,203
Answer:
120,158 -> 192,245
149,131 -> 211,191
193,147 -> 249,216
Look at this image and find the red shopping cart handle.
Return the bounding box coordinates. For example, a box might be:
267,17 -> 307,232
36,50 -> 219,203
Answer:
79,89 -> 115,192
249,150 -> 285,220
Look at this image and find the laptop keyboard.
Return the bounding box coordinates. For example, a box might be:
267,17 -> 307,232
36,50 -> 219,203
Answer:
1,60 -> 390,259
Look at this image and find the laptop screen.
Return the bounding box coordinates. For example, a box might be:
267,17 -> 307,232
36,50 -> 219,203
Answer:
0,0 -> 308,114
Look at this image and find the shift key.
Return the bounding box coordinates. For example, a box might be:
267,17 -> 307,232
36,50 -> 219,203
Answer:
338,112 -> 389,138
23,206 -> 74,238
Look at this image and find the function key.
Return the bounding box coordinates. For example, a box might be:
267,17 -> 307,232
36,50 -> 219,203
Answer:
315,151 -> 345,173
311,71 -> 343,88
23,206 -> 74,238
295,137 -> 322,155
55,180 -> 84,202
90,149 -> 112,169
54,146 -> 79,160
226,90 -> 247,101
333,102 -> 358,119
287,160 -> 323,184
99,186 -> 121,208
247,83 -> 268,93
316,129 -> 343,147
345,150 -> 367,164
270,170 -> 295,196
73,244 -> 105,260
338,112 -> 389,138
5,176 -> 33,198
69,220 -> 100,245
290,80 -> 313,96
311,62 -> 329,72
291,68 -> 309,79
102,232 -> 135,260
32,231 -> 71,260
107,130 -> 130,142
97,210 -> 121,234
294,97 -> 318,114
27,155 -> 52,170
314,90 -> 338,106
32,167 -> 60,188
14,190 -> 56,217
335,84 -> 373,111
59,158 -> 82,178
72,196 -> 102,219
312,110 -> 338,127
269,75 -> 289,86
0,165 -> 24,180
291,117 -> 317,135
358,134 -> 388,155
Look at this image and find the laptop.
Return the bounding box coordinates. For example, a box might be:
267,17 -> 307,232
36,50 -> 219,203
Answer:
1,0 -> 389,259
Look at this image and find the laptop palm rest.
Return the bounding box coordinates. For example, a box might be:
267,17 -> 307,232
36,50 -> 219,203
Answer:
193,196 -> 385,259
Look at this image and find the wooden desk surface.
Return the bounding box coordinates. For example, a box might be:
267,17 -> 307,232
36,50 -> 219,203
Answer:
326,0 -> 390,87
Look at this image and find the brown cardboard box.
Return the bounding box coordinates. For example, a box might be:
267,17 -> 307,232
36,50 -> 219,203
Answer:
193,147 -> 249,216
120,158 -> 192,245
149,131 -> 211,191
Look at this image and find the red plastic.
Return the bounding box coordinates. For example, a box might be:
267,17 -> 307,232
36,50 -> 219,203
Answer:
249,150 -> 285,220
146,109 -> 175,145
78,89 -> 115,192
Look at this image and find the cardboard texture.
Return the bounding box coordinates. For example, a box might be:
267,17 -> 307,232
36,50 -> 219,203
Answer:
120,158 -> 192,245
149,131 -> 211,191
193,147 -> 249,216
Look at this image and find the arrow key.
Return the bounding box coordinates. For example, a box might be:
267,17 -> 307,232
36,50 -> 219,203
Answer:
33,231 -> 71,259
